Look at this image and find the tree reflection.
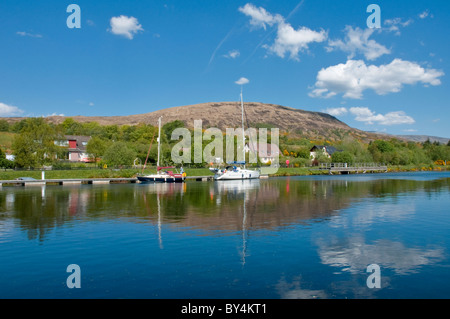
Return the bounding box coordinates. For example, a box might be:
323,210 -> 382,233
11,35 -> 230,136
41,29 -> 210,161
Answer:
0,174 -> 448,243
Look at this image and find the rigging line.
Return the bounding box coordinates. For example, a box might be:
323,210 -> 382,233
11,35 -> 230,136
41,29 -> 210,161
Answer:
239,99 -> 259,164
142,129 -> 156,174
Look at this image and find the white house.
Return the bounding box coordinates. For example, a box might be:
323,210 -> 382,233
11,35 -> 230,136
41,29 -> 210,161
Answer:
245,142 -> 280,164
309,145 -> 339,159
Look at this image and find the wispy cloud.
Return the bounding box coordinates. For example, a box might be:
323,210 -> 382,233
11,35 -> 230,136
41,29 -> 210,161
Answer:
384,17 -> 413,35
223,50 -> 240,59
349,107 -> 415,125
419,10 -> 433,19
45,113 -> 65,117
239,3 -> 326,61
207,27 -> 236,68
327,26 -> 390,60
16,31 -> 42,38
108,15 -> 143,39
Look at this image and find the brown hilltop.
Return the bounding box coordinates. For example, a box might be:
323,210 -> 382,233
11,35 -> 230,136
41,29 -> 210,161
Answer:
1,102 -> 382,141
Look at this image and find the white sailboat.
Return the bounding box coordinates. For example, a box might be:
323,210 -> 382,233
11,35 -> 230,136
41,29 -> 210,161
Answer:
211,88 -> 260,180
138,116 -> 186,183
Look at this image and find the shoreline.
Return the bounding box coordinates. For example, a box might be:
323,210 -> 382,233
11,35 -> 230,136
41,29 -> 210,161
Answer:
1,166 -> 449,186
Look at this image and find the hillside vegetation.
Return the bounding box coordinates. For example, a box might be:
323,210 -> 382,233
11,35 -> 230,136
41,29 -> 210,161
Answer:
0,116 -> 449,172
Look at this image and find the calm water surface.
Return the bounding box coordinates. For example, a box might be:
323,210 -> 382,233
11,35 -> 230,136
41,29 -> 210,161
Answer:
0,172 -> 449,299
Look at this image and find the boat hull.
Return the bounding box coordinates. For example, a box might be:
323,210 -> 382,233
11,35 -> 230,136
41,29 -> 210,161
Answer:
137,175 -> 185,183
214,169 -> 260,180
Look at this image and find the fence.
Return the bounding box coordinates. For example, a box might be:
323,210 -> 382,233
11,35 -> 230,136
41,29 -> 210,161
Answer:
319,163 -> 387,169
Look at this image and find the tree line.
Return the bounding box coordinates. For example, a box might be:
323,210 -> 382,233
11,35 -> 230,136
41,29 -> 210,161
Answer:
1,117 -> 449,169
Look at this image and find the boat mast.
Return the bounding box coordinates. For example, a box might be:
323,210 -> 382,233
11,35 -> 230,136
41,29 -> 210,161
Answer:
157,116 -> 162,168
240,87 -> 246,169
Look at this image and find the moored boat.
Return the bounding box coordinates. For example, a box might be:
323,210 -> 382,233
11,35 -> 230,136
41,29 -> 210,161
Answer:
138,116 -> 186,183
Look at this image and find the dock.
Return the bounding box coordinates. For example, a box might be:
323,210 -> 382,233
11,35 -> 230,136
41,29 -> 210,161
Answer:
0,176 -> 216,187
319,163 -> 388,174
0,178 -> 139,187
185,175 -> 214,181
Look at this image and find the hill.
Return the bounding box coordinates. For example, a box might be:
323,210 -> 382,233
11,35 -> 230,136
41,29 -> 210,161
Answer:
1,102 -> 384,142
392,135 -> 449,145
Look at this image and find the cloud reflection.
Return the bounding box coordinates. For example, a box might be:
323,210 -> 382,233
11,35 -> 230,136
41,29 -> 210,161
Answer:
317,236 -> 444,275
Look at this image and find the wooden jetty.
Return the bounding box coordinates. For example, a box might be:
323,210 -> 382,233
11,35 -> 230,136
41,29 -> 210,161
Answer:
0,178 -> 139,187
319,163 -> 388,174
0,176 -> 216,187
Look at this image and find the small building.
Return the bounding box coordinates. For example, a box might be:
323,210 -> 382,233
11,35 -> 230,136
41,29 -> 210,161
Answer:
245,142 -> 281,164
64,135 -> 92,162
310,145 -> 339,159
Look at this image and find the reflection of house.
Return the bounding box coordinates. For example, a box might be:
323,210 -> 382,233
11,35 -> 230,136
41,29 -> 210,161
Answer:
245,142 -> 280,164
310,145 -> 339,159
65,135 -> 91,162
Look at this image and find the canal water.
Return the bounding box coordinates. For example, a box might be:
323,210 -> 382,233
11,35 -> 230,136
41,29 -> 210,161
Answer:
0,172 -> 449,299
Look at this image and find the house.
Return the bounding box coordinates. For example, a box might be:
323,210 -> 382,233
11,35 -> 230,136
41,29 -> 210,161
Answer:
245,142 -> 280,164
310,145 -> 339,159
64,135 -> 92,162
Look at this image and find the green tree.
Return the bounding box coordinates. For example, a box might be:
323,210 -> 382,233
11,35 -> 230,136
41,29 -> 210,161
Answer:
12,118 -> 65,168
162,120 -> 185,142
10,119 -> 27,133
369,140 -> 394,153
0,120 -> 9,132
103,142 -> 136,167
61,118 -> 84,135
0,148 -> 14,169
86,136 -> 109,161
331,151 -> 354,164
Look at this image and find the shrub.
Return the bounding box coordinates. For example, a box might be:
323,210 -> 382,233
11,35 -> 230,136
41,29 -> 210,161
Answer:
103,142 -> 136,167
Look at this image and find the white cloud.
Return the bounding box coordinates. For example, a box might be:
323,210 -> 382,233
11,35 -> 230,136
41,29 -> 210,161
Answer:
323,107 -> 348,117
109,15 -> 143,39
238,3 -> 282,30
327,26 -> 390,60
235,77 -> 249,85
310,59 -> 444,99
349,107 -> 415,125
270,22 -> 327,60
0,102 -> 24,117
224,50 -> 240,59
89,102 -> 95,106
16,31 -> 42,38
239,3 -> 327,61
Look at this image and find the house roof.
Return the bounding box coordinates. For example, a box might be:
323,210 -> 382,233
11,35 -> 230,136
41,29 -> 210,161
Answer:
310,145 -> 339,155
65,135 -> 91,143
65,135 -> 91,152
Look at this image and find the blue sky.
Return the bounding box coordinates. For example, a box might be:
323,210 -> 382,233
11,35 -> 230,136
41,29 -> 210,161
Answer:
0,0 -> 449,137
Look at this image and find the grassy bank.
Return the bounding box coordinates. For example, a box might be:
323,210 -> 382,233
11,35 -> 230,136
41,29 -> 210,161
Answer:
0,167 -> 214,180
267,167 -> 328,176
